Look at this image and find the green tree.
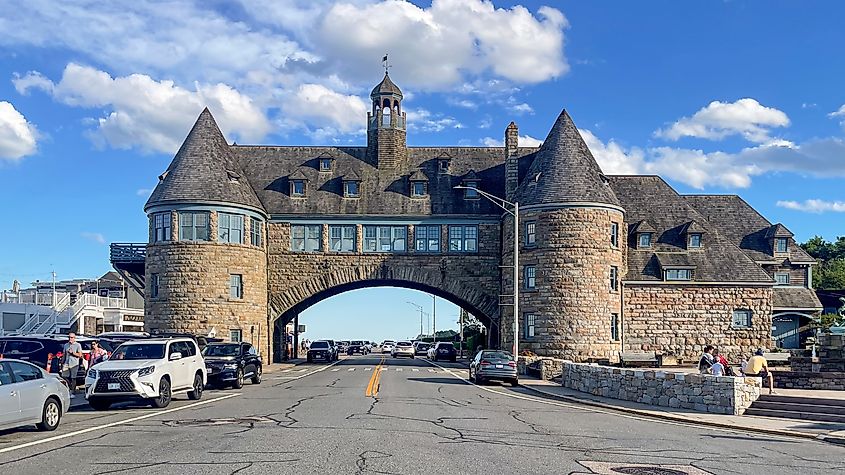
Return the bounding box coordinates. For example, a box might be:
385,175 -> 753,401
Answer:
816,258 -> 845,289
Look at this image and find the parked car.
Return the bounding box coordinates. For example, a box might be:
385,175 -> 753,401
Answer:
307,341 -> 334,363
85,337 -> 206,410
413,341 -> 431,356
324,340 -> 339,361
347,340 -> 369,355
338,341 -> 350,353
469,350 -> 518,386
203,342 -> 262,389
0,359 -> 70,432
391,341 -> 415,358
429,342 -> 457,362
381,340 -> 396,354
0,335 -> 115,386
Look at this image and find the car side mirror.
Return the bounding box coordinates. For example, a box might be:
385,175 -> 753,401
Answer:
170,352 -> 183,361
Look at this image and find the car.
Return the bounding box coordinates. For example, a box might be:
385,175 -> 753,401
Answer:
85,337 -> 206,410
307,341 -> 335,363
347,340 -> 369,355
391,341 -> 415,358
324,340 -> 339,361
429,342 -> 457,362
0,335 -> 116,386
338,341 -> 350,353
469,350 -> 518,386
148,331 -> 216,351
203,342 -> 263,389
0,358 -> 70,432
381,340 -> 396,354
413,341 -> 431,356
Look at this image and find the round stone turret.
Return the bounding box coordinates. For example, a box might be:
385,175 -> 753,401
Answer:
367,72 -> 407,169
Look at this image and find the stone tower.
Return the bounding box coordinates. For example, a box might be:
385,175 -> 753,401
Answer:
143,108 -> 269,354
367,72 -> 407,169
502,110 -> 626,362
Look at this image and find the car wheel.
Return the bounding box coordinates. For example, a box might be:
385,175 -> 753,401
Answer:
232,369 -> 244,389
89,399 -> 111,411
476,376 -> 485,385
252,365 -> 262,384
36,397 -> 61,431
510,378 -> 519,387
307,356 -> 313,363
187,373 -> 204,400
151,377 -> 172,408
410,354 -> 415,359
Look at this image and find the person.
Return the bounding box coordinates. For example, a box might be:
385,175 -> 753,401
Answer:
745,348 -> 776,395
62,333 -> 84,397
89,341 -> 108,366
698,345 -> 715,374
715,350 -> 735,376
710,350 -> 725,376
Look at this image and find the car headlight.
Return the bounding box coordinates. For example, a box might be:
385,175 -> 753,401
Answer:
137,366 -> 155,377
87,368 -> 98,379
223,363 -> 238,370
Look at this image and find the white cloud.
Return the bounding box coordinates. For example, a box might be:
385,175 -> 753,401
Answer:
480,135 -> 542,147
136,188 -> 152,197
406,108 -> 464,133
511,103 -> 534,115
777,199 -> 845,213
656,98 -> 790,143
829,105 -> 845,117
81,232 -> 106,244
14,64 -> 270,154
280,83 -> 368,138
0,101 -> 38,161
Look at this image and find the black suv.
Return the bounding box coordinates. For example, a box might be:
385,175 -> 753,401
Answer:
347,340 -> 369,355
431,342 -> 457,362
202,342 -> 263,389
307,341 -> 334,362
0,335 -> 115,385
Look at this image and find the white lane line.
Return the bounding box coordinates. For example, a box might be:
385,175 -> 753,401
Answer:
348,368 -> 356,372
428,369 -> 436,373
281,369 -> 292,373
395,368 -> 403,372
0,394 -> 240,455
297,368 -> 308,373
365,368 -> 372,371
331,368 -> 341,372
412,368 -> 419,372
272,376 -> 300,379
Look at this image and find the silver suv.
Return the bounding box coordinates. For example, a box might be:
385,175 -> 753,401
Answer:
85,337 -> 206,410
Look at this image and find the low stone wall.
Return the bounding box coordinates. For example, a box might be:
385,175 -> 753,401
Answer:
561,362 -> 761,415
518,356 -> 566,380
772,370 -> 845,391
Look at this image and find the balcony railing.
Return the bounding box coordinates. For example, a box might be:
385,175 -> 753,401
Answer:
110,243 -> 147,263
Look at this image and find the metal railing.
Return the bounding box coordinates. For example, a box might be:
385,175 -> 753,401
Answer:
110,243 -> 147,263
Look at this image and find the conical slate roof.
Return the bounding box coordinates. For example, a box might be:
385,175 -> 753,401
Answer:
515,110 -> 620,208
371,72 -> 403,98
145,108 -> 264,212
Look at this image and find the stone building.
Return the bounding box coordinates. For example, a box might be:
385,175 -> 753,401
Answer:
137,72 -> 821,363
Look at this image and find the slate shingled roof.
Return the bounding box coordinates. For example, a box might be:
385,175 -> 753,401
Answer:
607,176 -> 771,282
145,108 -> 264,212
371,72 -> 403,98
515,110 -> 620,208
683,195 -> 815,263
773,287 -> 823,310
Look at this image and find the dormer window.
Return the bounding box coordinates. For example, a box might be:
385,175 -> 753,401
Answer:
775,237 -> 788,254
291,180 -> 306,197
438,158 -> 451,174
344,181 -> 360,198
464,184 -> 479,199
319,158 -> 332,172
638,233 -> 652,249
688,233 -> 702,249
412,181 -> 426,197
665,269 -> 692,281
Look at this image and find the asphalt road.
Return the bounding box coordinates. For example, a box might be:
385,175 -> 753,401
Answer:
0,354 -> 842,474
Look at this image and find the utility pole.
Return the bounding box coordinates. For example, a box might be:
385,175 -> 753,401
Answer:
51,270 -> 56,308
432,294 -> 436,341
459,308 -> 466,359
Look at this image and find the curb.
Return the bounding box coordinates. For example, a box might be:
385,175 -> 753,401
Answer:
518,383 -> 845,446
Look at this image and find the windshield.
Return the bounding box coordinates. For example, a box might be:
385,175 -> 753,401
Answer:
351,341 -> 363,345
111,343 -> 165,360
437,343 -> 454,349
310,342 -> 329,349
481,351 -> 513,360
397,342 -> 412,347
203,344 -> 240,357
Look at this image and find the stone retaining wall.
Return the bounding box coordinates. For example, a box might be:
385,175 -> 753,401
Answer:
772,370 -> 845,391
561,362 -> 761,415
518,356 -> 565,380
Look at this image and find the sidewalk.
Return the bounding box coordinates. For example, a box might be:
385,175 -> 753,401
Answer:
518,377 -> 845,445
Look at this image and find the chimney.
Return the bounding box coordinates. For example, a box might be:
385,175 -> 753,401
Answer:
505,121 -> 519,201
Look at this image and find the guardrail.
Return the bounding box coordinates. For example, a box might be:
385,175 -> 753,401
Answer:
110,243 -> 147,263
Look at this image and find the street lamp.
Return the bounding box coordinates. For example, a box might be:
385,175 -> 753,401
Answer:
406,301 -> 425,338
453,185 -> 519,359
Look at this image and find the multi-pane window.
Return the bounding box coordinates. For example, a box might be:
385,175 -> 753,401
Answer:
412,182 -> 426,197
611,313 -> 620,341
250,218 -> 262,247
525,265 -> 536,289
524,314 -> 536,339
638,233 -> 652,248
610,222 -> 619,248
775,238 -> 788,253
415,225 -> 441,252
179,212 -> 210,241
363,226 -> 406,252
291,225 -> 322,252
449,225 -> 478,252
150,273 -> 159,298
229,274 -> 243,299
775,273 -> 790,285
329,225 -> 356,252
665,269 -> 692,281
218,213 -> 244,244
320,158 -> 332,171
153,212 -> 171,242
732,309 -> 752,328
610,266 -> 619,291
463,185 -> 479,199
344,181 -> 360,198
526,222 -> 536,246
688,233 -> 702,249
291,180 -> 305,197
230,329 -> 243,343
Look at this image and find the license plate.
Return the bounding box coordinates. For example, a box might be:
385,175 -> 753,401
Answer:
496,364 -> 503,369
207,367 -> 215,373
107,383 -> 120,390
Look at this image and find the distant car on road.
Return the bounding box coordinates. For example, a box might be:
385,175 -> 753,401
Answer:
413,342 -> 431,356
307,341 -> 334,363
381,340 -> 396,354
428,342 -> 457,362
347,341 -> 369,355
324,340 -> 339,361
469,350 -> 518,386
338,341 -> 350,353
203,342 -> 262,389
0,358 -> 70,432
391,341 -> 415,358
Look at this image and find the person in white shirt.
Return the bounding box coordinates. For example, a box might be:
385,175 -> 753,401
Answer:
710,359 -> 725,376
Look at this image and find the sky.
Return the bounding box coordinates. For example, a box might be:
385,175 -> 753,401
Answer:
1,1 -> 844,340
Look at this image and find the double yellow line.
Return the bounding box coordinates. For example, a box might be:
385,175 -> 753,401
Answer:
365,356 -> 386,397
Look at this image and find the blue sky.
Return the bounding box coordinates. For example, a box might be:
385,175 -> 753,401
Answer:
1,1 -> 844,341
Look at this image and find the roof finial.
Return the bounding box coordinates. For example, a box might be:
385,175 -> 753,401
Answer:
382,53 -> 391,75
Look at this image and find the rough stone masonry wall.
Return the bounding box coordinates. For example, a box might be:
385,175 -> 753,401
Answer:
623,285 -> 773,364
145,213 -> 268,358
561,362 -> 762,415
502,207 -> 625,362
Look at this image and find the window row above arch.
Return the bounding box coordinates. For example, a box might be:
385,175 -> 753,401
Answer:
150,210 -> 263,247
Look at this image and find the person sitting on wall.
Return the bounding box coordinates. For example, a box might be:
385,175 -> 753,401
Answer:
713,348 -> 736,376
698,345 -> 715,374
744,348 -> 776,395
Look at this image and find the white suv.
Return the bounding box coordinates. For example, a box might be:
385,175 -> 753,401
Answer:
85,338 -> 206,410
